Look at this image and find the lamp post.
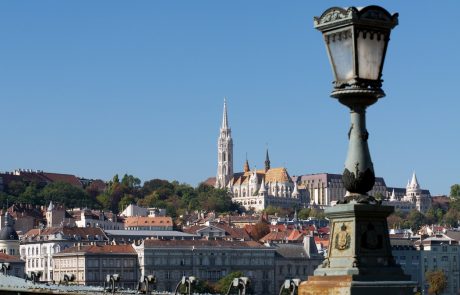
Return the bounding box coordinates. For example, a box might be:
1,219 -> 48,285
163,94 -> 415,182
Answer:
278,279 -> 300,295
0,263 -> 10,276
106,274 -> 120,295
174,276 -> 197,295
225,277 -> 250,295
138,275 -> 156,294
298,6 -> 416,295
314,6 -> 398,202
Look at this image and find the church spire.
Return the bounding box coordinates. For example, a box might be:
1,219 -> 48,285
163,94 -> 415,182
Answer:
244,157 -> 250,173
222,97 -> 229,130
216,98 -> 233,188
265,148 -> 271,172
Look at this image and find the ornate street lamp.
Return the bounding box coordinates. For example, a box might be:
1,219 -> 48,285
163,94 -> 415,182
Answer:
0,263 -> 9,276
314,6 -> 398,201
174,276 -> 197,295
138,275 -> 156,294
225,277 -> 250,295
105,274 -> 120,295
278,279 -> 300,295
298,6 -> 416,295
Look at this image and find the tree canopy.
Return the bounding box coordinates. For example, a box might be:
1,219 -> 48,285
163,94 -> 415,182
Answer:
1,175 -> 242,216
426,270 -> 447,295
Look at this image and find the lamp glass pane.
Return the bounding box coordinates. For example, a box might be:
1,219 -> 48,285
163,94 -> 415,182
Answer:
328,33 -> 354,82
357,31 -> 385,80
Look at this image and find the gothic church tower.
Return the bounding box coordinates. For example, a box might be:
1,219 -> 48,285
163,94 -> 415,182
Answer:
216,99 -> 233,188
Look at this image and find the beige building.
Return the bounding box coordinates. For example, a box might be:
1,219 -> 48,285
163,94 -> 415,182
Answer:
124,216 -> 173,231
53,244 -> 139,288
296,173 -> 388,208
20,226 -> 108,282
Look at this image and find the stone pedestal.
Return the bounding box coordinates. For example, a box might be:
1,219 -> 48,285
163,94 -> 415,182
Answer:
298,202 -> 416,295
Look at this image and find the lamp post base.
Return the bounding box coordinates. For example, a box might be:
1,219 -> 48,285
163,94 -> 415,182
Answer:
298,201 -> 417,295
298,275 -> 416,295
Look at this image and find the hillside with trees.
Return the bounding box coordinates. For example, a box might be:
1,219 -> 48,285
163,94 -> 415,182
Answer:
0,174 -> 242,216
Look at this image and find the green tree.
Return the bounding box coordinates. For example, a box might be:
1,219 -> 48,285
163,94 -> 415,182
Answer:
121,174 -> 141,189
443,208 -> 460,227
39,182 -> 99,208
17,183 -> 41,205
404,210 -> 426,230
214,271 -> 245,295
425,270 -> 447,295
309,208 -> 325,219
298,208 -> 311,220
264,205 -> 279,215
450,184 -> 460,198
96,193 -> 111,210
5,180 -> 26,196
118,194 -> 135,212
425,207 -> 438,225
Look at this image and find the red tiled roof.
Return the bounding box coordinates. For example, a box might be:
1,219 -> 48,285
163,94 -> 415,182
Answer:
143,239 -> 264,248
56,244 -> 136,255
287,229 -> 304,241
42,172 -> 83,188
202,177 -> 216,187
125,216 -> 173,227
314,236 -> 330,248
260,230 -> 291,243
0,253 -> 24,262
23,226 -> 106,240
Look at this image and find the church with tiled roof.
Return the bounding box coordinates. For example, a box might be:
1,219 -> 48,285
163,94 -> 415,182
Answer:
215,100 -> 302,211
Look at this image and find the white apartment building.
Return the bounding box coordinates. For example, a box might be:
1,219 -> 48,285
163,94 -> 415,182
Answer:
20,226 -> 108,282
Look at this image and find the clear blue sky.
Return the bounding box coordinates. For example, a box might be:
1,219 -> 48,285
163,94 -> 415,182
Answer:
0,1 -> 458,195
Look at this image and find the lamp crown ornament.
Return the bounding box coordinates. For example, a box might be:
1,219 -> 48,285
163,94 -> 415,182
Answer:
314,6 -> 398,102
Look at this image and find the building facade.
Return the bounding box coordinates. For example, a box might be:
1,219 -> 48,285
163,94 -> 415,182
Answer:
20,226 -> 108,282
124,216 -> 173,231
295,173 -> 388,208
72,208 -> 123,230
392,236 -> 459,295
229,163 -> 302,212
53,244 -> 139,289
134,239 -> 276,294
273,236 -> 323,291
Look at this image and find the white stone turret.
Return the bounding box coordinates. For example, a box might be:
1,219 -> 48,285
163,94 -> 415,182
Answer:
390,189 -> 396,201
259,178 -> 267,195
292,182 -> 300,198
406,172 -> 421,197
